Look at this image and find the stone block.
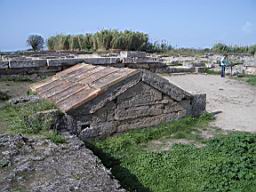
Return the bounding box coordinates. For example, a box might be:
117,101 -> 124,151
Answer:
122,57 -> 161,64
9,60 -> 47,68
120,51 -> 146,58
92,101 -> 116,123
191,94 -> 206,117
195,67 -> 207,73
163,99 -> 192,115
114,104 -> 163,120
0,61 -> 9,69
142,70 -> 192,101
80,121 -> 118,139
117,82 -> 162,107
116,112 -> 179,133
47,58 -> 84,67
84,57 -> 120,65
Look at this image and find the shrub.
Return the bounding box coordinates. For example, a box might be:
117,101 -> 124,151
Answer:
27,34 -> 44,51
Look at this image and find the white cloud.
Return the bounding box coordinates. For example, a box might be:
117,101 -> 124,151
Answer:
242,21 -> 254,34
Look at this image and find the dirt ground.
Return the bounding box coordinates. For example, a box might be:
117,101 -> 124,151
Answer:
0,80 -> 32,106
163,74 -> 256,133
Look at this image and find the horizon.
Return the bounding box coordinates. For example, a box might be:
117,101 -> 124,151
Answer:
1,0 -> 256,51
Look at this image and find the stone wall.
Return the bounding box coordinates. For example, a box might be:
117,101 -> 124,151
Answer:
73,81 -> 201,139
0,57 -> 121,78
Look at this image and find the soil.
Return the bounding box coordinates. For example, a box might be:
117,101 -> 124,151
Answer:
163,74 -> 256,132
0,80 -> 32,108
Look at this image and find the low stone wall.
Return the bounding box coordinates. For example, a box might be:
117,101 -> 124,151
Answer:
0,54 -> 211,78
0,57 -> 121,78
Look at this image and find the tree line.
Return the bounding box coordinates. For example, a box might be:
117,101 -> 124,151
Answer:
26,30 -> 256,55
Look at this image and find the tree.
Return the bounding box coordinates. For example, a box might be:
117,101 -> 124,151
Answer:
27,34 -> 44,51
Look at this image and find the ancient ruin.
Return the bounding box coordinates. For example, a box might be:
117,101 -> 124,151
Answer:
31,63 -> 206,139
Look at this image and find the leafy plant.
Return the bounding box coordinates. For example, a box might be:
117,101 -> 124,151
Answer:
45,130 -> 66,144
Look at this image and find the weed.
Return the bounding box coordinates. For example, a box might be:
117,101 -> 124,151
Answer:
44,130 -> 66,144
205,69 -> 220,75
89,114 -> 256,192
0,100 -> 55,134
246,76 -> 256,86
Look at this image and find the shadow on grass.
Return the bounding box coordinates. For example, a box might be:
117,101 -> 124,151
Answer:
85,142 -> 151,192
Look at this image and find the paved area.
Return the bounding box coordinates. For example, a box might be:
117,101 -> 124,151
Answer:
163,74 -> 256,132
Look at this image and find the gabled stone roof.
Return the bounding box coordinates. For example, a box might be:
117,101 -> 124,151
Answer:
31,63 -> 192,113
30,63 -> 138,112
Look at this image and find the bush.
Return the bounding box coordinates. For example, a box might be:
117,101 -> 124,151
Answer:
27,34 -> 44,51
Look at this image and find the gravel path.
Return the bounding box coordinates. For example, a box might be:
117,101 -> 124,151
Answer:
163,74 -> 256,132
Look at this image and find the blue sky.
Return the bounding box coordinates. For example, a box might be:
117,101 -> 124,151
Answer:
0,0 -> 256,51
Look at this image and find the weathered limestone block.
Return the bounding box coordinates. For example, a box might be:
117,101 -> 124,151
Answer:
191,94 -> 206,117
84,57 -> 120,64
120,51 -> 146,58
163,99 -> 192,115
80,121 -> 118,139
142,70 -> 192,101
116,112 -> 180,133
166,67 -> 195,73
117,82 -> 162,107
125,63 -> 150,69
114,104 -> 163,120
0,61 -> 9,69
92,101 -> 116,123
8,95 -> 40,105
47,58 -> 84,67
9,60 -> 47,68
122,57 -> 161,64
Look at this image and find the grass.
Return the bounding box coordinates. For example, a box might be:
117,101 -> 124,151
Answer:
45,130 -> 66,144
235,75 -> 256,87
246,75 -> 256,86
88,114 -> 256,192
205,68 -> 220,75
0,100 -> 65,144
0,76 -> 34,82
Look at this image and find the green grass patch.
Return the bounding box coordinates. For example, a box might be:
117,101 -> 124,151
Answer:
0,76 -> 34,82
235,75 -> 256,87
246,76 -> 256,86
89,115 -> 256,192
44,130 -> 66,144
0,100 -> 65,144
205,69 -> 220,75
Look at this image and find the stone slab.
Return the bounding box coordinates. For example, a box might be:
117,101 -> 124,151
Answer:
142,70 -> 192,101
47,58 -> 84,67
0,61 -> 9,69
9,60 -> 47,68
192,94 -> 206,117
